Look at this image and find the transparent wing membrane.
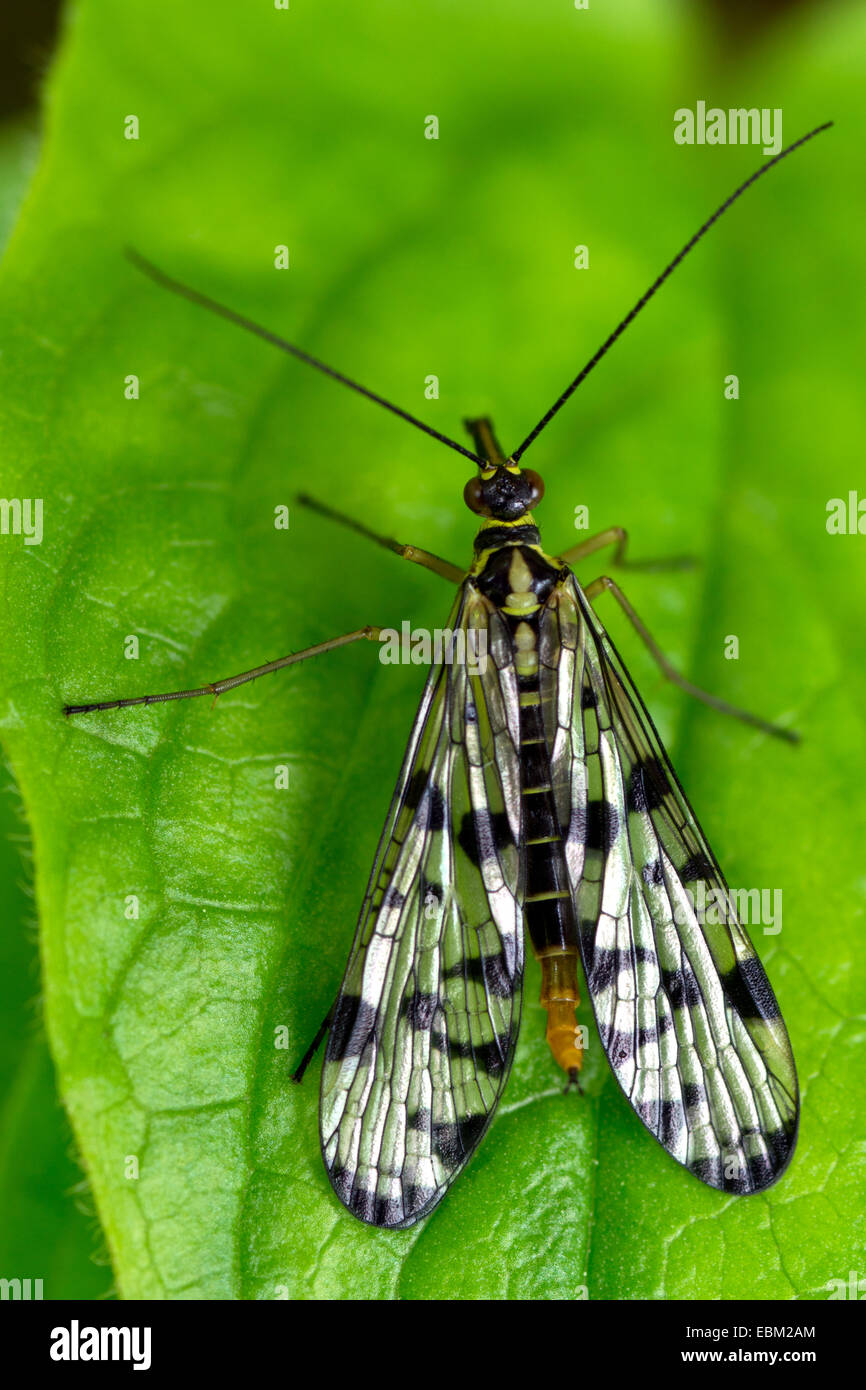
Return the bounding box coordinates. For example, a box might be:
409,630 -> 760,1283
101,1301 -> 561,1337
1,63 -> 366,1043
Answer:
320,586 -> 525,1227
539,576 -> 798,1192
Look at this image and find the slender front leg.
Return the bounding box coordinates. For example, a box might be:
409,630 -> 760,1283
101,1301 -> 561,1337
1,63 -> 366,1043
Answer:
64,626 -> 382,716
297,493 -> 464,584
584,574 -> 799,744
558,525 -> 696,573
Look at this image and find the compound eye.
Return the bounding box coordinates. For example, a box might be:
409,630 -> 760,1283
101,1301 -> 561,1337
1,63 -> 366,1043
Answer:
522,469 -> 545,509
464,476 -> 492,516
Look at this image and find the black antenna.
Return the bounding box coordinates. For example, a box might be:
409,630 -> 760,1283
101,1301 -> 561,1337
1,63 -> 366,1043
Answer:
125,248 -> 483,466
510,121 -> 833,464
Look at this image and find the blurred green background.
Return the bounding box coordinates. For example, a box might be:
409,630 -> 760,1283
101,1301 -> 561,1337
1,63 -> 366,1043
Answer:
0,0 -> 863,1300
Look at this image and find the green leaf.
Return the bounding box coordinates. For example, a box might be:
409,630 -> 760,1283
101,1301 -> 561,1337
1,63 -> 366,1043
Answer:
0,0 -> 863,1299
0,116 -> 39,257
0,111 -> 108,1299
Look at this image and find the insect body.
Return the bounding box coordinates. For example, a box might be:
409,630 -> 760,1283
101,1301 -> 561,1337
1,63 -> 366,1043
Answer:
65,124 -> 831,1228
317,419 -> 798,1227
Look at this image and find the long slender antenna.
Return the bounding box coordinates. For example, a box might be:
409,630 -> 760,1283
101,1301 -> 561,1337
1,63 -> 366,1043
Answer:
125,248 -> 483,466
510,121 -> 833,464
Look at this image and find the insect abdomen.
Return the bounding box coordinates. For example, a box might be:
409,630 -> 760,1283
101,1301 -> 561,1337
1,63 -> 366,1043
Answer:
477,540 -> 584,1076
518,650 -> 584,1076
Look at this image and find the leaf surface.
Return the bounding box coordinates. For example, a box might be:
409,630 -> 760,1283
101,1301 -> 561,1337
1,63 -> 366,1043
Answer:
0,0 -> 863,1299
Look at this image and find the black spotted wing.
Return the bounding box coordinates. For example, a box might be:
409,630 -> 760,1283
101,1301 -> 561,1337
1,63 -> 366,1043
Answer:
538,573 -> 798,1193
319,584 -> 524,1227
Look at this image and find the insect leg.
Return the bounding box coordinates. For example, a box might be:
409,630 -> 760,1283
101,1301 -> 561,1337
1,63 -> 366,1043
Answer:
63,626 -> 382,716
584,574 -> 799,743
297,492 -> 464,583
558,525 -> 696,572
291,1002 -> 335,1084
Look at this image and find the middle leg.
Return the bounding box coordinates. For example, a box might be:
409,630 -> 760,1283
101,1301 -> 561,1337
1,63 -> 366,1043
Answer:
585,573 -> 799,743
558,525 -> 696,573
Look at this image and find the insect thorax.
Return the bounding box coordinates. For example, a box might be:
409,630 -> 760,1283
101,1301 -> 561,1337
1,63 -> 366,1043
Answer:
472,538 -> 563,617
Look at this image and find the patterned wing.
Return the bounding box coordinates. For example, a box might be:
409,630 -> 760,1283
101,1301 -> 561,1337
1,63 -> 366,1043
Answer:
320,584 -> 524,1228
539,573 -> 798,1193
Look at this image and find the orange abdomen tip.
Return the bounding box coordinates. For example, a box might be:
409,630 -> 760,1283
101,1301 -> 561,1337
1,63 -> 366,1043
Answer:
545,999 -> 584,1073
539,950 -> 583,1075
